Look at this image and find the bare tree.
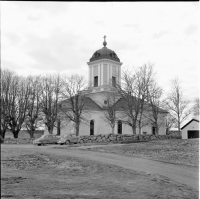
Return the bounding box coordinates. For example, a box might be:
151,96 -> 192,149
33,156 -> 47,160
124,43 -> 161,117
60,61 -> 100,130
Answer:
146,82 -> 165,135
6,75 -> 32,138
135,64 -> 155,134
23,75 -> 43,138
116,64 -> 155,135
165,112 -> 176,134
192,97 -> 199,120
1,69 -> 16,138
40,74 -> 62,134
59,74 -> 88,136
166,78 -> 191,132
116,70 -> 143,134
101,91 -> 119,134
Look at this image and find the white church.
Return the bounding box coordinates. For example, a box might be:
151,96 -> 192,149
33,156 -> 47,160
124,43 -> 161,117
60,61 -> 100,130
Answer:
52,37 -> 168,136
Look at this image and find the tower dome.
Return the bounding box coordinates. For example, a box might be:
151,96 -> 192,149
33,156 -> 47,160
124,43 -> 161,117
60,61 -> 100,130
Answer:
89,36 -> 120,62
87,36 -> 122,91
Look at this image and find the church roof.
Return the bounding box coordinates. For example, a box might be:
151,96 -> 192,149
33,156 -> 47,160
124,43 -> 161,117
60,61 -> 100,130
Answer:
59,96 -> 102,111
89,36 -> 120,63
113,97 -> 168,113
83,97 -> 103,111
60,95 -> 168,113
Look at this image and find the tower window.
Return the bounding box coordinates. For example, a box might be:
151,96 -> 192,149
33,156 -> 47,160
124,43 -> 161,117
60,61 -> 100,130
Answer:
112,76 -> 116,87
94,76 -> 98,87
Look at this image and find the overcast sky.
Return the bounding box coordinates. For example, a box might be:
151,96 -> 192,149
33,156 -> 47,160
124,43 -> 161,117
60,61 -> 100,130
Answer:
1,2 -> 199,101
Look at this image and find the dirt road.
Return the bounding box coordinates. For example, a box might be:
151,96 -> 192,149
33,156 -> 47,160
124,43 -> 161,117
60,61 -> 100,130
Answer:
2,144 -> 199,190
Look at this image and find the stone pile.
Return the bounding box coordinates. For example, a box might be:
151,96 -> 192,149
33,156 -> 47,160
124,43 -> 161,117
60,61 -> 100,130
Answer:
2,134 -> 181,145
79,134 -> 181,144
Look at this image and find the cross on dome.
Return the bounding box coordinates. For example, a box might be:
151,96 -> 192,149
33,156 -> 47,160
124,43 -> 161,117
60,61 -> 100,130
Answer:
103,35 -> 107,47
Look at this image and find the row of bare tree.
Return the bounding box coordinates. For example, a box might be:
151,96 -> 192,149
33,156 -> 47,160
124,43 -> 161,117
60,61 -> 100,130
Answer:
103,64 -> 198,135
1,69 -> 87,138
103,64 -> 163,135
1,64 -> 199,138
100,64 -> 198,135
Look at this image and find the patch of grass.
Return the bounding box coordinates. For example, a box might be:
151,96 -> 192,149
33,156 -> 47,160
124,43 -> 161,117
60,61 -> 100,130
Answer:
81,139 -> 199,167
1,148 -> 198,199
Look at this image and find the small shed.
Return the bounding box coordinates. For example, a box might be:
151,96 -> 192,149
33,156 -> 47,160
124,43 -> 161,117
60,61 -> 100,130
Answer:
181,119 -> 199,139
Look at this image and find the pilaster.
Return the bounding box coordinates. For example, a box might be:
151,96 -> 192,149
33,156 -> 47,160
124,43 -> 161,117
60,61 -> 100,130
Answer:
98,65 -> 100,86
91,66 -> 94,87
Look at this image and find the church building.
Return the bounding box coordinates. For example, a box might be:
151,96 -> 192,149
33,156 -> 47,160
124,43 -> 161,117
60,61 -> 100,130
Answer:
53,37 -> 168,136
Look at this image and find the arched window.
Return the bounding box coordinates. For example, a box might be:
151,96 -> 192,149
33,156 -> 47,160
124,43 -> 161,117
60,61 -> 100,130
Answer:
118,120 -> 122,134
90,120 -> 94,135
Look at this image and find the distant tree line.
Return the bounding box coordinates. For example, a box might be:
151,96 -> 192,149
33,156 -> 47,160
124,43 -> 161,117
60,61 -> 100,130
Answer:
1,65 -> 198,138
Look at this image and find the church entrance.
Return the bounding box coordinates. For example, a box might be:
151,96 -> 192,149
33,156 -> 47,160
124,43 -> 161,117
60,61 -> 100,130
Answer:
90,120 -> 94,135
118,120 -> 122,134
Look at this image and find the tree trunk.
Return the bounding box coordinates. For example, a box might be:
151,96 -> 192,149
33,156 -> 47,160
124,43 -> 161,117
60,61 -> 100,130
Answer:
27,126 -> 35,139
57,119 -> 60,136
138,114 -> 142,135
178,119 -> 181,134
139,127 -> 142,135
138,120 -> 142,135
12,130 -> 20,138
48,125 -> 54,134
166,127 -> 169,135
1,130 -> 6,138
29,130 -> 35,139
155,124 -> 159,135
111,126 -> 115,134
154,120 -> 159,135
131,125 -> 136,135
75,123 -> 79,136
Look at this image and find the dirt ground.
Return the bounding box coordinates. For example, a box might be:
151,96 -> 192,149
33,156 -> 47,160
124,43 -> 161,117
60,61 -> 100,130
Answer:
1,142 -> 199,199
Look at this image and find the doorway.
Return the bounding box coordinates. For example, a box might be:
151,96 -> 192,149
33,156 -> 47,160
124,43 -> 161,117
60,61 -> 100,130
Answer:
188,130 -> 199,139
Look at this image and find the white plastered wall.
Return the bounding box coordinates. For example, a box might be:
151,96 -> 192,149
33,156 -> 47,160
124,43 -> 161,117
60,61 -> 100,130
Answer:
50,108 -> 167,136
53,111 -> 114,136
54,110 -> 167,136
87,59 -> 122,88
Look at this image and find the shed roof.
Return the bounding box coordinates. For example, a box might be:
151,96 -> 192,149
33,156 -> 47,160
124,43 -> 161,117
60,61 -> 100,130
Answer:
113,97 -> 168,113
181,119 -> 199,130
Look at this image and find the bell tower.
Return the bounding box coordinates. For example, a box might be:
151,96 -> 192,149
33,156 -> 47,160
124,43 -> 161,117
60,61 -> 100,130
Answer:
87,36 -> 123,92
